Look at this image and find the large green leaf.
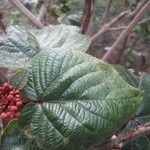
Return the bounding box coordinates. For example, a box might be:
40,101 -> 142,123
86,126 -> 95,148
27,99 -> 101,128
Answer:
18,48 -> 143,150
0,25 -> 90,69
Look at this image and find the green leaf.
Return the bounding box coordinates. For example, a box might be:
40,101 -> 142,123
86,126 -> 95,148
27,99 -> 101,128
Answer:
122,73 -> 150,150
9,69 -> 29,89
138,73 -> 150,116
18,48 -> 143,150
30,24 -> 90,52
0,119 -> 27,150
114,65 -> 139,88
0,25 -> 90,69
1,119 -> 41,150
0,26 -> 39,69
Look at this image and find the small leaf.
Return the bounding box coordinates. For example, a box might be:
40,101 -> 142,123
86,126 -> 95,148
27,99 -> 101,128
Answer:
1,119 -> 41,150
1,119 -> 27,149
9,69 -> 29,89
138,73 -> 150,116
19,48 -> 143,150
0,26 -> 40,69
122,72 -> 150,150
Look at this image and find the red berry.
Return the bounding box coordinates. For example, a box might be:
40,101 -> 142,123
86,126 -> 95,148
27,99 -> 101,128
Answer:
14,112 -> 20,118
3,83 -> 10,89
10,91 -> 15,95
10,106 -> 17,112
10,114 -> 14,118
6,112 -> 11,118
15,90 -> 20,94
16,101 -> 22,107
15,95 -> 20,98
0,112 -> 8,119
15,98 -> 21,102
7,95 -> 14,101
0,87 -> 3,91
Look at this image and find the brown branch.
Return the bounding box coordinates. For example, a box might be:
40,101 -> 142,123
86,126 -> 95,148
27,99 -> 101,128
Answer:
38,0 -> 52,24
100,0 -> 113,25
102,0 -> 150,62
92,123 -> 150,150
8,0 -> 44,29
80,0 -> 96,34
0,13 -> 6,33
90,11 -> 129,45
109,16 -> 150,31
128,0 -> 148,18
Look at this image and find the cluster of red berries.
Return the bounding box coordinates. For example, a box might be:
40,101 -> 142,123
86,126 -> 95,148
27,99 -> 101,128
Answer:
0,83 -> 22,120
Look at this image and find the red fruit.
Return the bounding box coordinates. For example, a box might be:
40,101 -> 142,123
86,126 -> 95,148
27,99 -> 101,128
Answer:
10,114 -> 14,118
14,112 -> 20,118
10,91 -> 15,95
6,112 -> 11,118
3,83 -> 10,89
0,112 -> 8,119
10,106 -> 17,112
15,95 -> 20,98
15,98 -> 21,102
16,101 -> 22,107
15,90 -> 20,94
7,95 -> 14,101
0,87 -> 3,91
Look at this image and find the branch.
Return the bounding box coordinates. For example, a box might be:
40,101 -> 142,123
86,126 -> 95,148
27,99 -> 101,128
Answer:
102,0 -> 150,62
38,0 -> 52,24
90,11 -> 129,45
109,16 -> 150,31
80,0 -> 96,34
0,13 -> 6,33
8,0 -> 44,29
100,0 -> 113,25
92,123 -> 150,150
128,0 -> 148,18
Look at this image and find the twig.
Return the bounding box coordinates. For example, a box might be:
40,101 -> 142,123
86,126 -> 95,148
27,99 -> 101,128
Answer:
100,0 -> 113,25
38,0 -> 52,24
109,17 -> 150,31
102,0 -> 150,62
91,123 -> 150,150
91,11 -> 129,44
8,0 -> 44,29
80,0 -> 96,34
128,0 -> 148,18
0,13 -> 6,33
